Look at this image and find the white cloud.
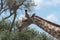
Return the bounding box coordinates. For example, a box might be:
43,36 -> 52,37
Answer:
34,0 -> 44,10
34,0 -> 60,10
44,0 -> 60,6
34,0 -> 43,5
46,14 -> 58,23
45,13 -> 60,24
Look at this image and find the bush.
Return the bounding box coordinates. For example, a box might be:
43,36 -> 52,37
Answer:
0,21 -> 54,40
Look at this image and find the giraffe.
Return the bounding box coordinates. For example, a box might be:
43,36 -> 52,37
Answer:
18,10 -> 60,40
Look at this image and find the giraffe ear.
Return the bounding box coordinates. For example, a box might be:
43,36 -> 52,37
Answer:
31,13 -> 35,18
25,10 -> 30,18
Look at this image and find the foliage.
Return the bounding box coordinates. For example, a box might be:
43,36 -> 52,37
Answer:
0,20 -> 54,40
0,20 -> 11,31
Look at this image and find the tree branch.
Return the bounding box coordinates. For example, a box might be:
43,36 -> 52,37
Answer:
16,0 -> 26,9
9,11 -> 17,32
3,13 -> 14,20
0,8 -> 9,15
1,0 -> 3,10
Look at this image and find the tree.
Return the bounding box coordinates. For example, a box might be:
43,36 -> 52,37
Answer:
0,0 -> 35,32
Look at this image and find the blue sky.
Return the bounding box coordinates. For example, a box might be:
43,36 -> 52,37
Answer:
19,0 -> 60,24
0,0 -> 60,33
33,0 -> 60,23
17,0 -> 60,33
26,0 -> 60,32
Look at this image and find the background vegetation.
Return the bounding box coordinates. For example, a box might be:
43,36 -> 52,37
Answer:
0,20 -> 54,40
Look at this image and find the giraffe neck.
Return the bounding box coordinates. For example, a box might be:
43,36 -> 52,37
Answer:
33,16 -> 60,40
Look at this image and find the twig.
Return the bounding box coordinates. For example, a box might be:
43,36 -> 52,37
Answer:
0,8 -> 9,15
3,13 -> 14,20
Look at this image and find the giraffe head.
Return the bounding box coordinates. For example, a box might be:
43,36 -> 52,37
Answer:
18,10 -> 35,32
